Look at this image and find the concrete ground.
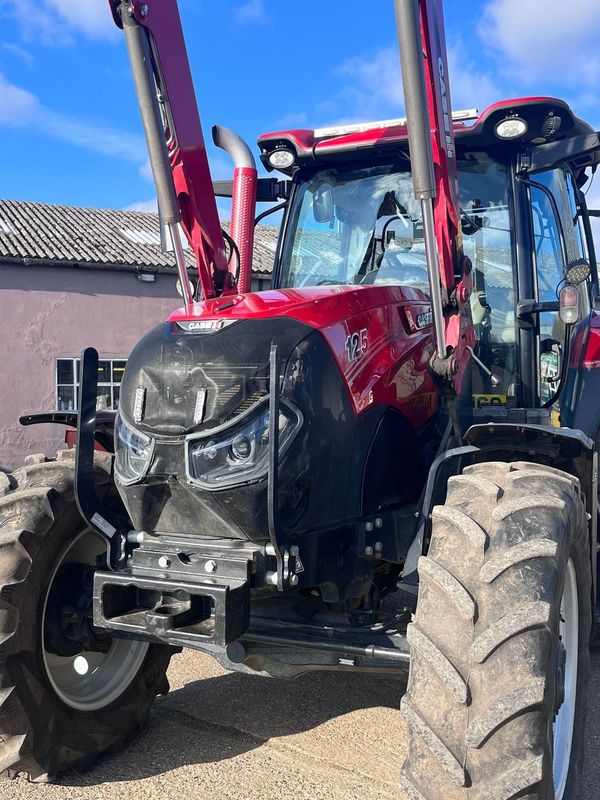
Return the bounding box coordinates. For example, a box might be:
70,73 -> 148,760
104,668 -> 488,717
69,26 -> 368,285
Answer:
3,651 -> 600,800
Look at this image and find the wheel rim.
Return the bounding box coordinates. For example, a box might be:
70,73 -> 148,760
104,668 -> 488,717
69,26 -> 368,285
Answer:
42,528 -> 149,712
553,558 -> 578,799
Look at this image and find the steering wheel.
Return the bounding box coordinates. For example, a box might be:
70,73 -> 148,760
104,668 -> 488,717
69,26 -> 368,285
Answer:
297,259 -> 330,287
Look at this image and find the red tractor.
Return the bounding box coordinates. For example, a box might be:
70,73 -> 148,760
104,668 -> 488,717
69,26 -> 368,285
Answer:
2,1 -> 600,797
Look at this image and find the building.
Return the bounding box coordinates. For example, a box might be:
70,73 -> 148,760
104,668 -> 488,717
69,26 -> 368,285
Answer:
0,199 -> 277,470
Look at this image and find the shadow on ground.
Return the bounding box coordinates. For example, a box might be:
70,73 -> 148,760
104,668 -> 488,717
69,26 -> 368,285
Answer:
19,651 -> 600,797
56,662 -> 408,787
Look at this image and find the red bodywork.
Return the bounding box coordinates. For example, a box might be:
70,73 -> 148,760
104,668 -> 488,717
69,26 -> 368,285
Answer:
169,286 -> 438,429
583,312 -> 600,369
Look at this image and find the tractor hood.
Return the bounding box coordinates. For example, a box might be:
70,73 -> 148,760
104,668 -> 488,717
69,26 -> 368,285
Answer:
167,284 -> 426,331
119,313 -> 314,438
115,285 -> 432,543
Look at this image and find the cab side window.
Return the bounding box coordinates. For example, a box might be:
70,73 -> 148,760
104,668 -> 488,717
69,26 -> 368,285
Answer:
530,168 -> 589,404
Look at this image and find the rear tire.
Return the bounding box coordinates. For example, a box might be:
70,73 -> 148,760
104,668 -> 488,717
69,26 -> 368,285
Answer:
0,450 -> 174,781
400,461 -> 591,800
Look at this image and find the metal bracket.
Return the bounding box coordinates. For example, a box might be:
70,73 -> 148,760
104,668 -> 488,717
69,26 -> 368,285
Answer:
74,348 -> 129,569
265,345 -> 303,590
402,444 -> 480,582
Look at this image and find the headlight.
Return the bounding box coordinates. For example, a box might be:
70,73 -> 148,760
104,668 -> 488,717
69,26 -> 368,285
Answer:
114,411 -> 155,486
186,399 -> 302,490
494,116 -> 528,140
267,148 -> 295,169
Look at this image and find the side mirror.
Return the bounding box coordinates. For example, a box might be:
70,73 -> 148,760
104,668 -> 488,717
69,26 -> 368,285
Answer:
313,184 -> 334,223
559,284 -> 580,325
380,216 -> 422,249
540,337 -> 561,402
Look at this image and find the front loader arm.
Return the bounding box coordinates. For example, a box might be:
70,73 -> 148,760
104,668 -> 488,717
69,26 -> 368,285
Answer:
395,0 -> 473,392
110,0 -> 230,301
419,0 -> 463,297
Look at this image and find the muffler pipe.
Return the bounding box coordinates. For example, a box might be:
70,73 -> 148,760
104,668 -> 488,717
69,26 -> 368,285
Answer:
119,3 -> 193,311
213,125 -> 257,294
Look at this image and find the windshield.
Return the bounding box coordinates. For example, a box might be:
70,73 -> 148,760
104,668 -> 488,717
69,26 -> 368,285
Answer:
278,157 -> 513,304
278,163 -> 430,292
278,154 -> 517,403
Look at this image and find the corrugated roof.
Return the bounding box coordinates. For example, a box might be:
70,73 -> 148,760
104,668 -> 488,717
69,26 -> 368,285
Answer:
0,199 -> 277,277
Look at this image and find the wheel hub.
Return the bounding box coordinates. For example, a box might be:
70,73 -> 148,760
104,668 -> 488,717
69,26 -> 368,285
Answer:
41,528 -> 149,712
44,562 -> 112,657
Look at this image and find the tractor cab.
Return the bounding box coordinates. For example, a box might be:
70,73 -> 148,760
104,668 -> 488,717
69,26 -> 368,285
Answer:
6,2 -> 600,795
259,97 -> 600,423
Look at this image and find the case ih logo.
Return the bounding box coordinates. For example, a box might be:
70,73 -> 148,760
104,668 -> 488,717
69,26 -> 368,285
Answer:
437,56 -> 454,159
176,319 -> 236,333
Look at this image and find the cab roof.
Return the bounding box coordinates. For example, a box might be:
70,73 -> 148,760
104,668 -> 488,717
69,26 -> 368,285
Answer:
258,97 -> 598,174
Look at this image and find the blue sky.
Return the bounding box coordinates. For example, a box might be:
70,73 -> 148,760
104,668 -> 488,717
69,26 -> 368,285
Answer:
0,0 -> 599,215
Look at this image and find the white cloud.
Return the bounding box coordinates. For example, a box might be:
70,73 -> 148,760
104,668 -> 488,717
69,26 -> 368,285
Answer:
0,75 -> 40,125
326,43 -> 502,126
1,0 -> 70,45
0,73 -> 144,162
234,0 -> 267,24
2,0 -> 117,44
336,47 -> 403,116
480,0 -> 600,90
139,159 -> 153,182
126,198 -> 158,213
208,155 -> 235,181
447,41 -> 504,112
44,0 -> 118,40
127,156 -> 234,219
0,42 -> 34,67
275,111 -> 309,129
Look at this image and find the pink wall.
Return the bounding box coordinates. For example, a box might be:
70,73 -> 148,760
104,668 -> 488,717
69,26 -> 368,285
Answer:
0,264 -> 184,470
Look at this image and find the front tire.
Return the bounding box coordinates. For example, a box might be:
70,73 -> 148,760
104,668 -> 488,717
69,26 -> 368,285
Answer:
0,450 -> 174,781
400,461 -> 591,800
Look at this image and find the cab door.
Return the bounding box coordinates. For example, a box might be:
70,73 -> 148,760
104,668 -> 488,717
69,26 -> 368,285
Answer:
526,167 -> 591,414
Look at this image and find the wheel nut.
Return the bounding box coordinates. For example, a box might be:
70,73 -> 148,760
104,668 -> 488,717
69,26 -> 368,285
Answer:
289,574 -> 299,587
158,556 -> 171,569
205,560 -> 217,573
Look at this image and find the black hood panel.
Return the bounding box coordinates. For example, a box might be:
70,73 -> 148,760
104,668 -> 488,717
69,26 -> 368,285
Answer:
120,318 -> 314,436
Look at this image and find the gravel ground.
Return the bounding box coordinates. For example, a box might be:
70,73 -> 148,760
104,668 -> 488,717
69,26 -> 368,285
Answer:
2,650 -> 600,800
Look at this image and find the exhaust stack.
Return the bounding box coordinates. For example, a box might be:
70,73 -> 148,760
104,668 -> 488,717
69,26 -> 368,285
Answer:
213,126 -> 258,294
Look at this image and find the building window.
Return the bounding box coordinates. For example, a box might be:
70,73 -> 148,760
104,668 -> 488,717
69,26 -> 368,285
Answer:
56,358 -> 127,411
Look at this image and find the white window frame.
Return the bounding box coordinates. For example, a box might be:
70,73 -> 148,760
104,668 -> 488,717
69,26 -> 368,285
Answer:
55,357 -> 127,411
